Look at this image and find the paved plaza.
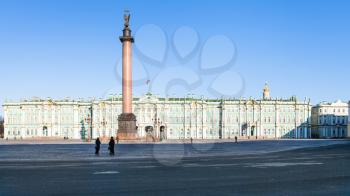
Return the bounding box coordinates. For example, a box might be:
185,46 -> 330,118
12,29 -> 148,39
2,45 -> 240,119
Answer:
0,140 -> 349,195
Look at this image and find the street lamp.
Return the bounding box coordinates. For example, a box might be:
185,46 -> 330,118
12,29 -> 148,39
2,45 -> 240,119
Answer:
151,117 -> 162,140
101,118 -> 107,138
217,100 -> 224,139
84,106 -> 93,142
84,114 -> 91,142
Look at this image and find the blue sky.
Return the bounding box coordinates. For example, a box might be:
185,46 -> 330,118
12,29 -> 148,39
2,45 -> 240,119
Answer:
1,0 -> 350,114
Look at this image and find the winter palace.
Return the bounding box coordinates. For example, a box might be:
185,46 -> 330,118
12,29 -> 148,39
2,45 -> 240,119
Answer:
2,84 -> 316,140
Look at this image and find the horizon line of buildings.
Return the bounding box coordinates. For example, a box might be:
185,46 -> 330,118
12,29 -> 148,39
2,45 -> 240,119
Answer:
1,84 -> 349,140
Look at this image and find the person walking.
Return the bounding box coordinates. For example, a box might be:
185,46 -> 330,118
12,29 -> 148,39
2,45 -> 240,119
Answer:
235,136 -> 238,143
95,137 -> 101,155
108,137 -> 115,155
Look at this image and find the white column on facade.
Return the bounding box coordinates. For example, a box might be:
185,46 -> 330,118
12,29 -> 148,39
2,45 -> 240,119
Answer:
252,104 -> 256,137
259,103 -> 262,137
238,100 -> 241,137
183,100 -> 186,139
72,105 -> 78,139
294,103 -> 298,139
246,103 -> 248,137
194,103 -> 197,139
3,107 -> 7,138
202,102 -> 206,139
275,102 -> 279,139
189,103 -> 192,139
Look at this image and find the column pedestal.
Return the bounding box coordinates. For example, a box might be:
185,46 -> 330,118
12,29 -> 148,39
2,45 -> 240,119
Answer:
118,113 -> 138,140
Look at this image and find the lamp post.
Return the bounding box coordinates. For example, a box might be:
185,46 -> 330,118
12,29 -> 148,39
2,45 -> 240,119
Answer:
113,93 -> 119,137
84,106 -> 93,142
201,95 -> 205,139
184,93 -> 194,139
101,118 -> 107,138
151,117 -> 162,140
183,95 -> 187,139
217,100 -> 223,139
84,114 -> 91,142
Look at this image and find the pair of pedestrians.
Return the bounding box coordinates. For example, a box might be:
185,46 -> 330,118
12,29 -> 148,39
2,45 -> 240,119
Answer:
95,137 -> 116,156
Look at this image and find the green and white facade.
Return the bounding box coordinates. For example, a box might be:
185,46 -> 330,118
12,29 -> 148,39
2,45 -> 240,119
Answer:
3,93 -> 312,140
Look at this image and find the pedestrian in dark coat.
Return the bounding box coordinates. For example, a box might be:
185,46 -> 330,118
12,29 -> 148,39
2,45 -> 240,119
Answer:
95,137 -> 101,155
235,136 -> 238,143
108,137 -> 115,155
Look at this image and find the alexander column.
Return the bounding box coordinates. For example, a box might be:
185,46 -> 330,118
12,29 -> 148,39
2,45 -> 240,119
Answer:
117,11 -> 138,140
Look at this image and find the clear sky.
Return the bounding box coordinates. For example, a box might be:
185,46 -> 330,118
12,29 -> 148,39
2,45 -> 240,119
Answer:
1,0 -> 350,114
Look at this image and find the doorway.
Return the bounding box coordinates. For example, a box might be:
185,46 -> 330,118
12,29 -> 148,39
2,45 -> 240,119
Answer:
251,126 -> 255,136
43,126 -> 48,137
145,126 -> 155,142
160,126 -> 165,140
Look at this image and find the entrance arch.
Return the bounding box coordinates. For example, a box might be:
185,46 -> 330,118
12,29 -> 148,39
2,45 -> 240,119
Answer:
145,126 -> 154,134
145,126 -> 155,142
43,126 -> 48,137
160,126 -> 165,140
251,126 -> 255,136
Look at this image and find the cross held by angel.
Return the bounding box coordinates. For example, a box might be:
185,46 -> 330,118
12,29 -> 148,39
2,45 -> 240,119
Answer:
124,10 -> 130,28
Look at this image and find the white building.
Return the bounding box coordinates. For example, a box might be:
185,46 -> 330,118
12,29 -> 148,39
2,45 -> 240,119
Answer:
3,85 -> 312,140
311,100 -> 348,138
